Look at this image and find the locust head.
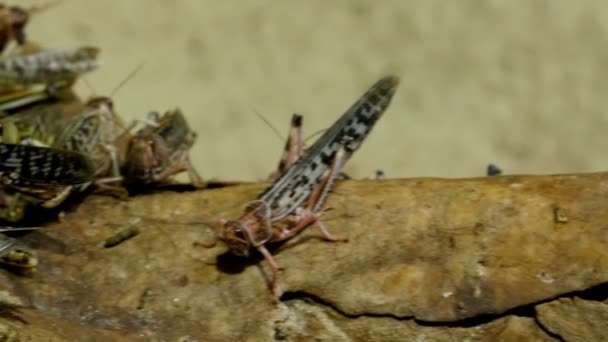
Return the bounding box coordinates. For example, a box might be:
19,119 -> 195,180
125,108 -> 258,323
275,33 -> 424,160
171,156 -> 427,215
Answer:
86,96 -> 114,114
219,220 -> 252,257
218,200 -> 273,257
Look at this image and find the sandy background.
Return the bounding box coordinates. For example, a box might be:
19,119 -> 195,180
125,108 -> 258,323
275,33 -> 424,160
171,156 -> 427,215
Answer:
18,0 -> 608,181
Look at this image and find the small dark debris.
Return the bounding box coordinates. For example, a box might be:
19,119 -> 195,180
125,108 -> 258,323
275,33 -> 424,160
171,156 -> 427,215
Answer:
486,164 -> 502,176
103,227 -> 139,248
553,206 -> 568,224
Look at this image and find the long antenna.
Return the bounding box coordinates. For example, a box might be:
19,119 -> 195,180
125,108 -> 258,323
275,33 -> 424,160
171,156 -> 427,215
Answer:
304,127 -> 326,143
109,62 -> 145,98
80,76 -> 96,97
30,0 -> 64,15
252,108 -> 285,143
0,226 -> 41,232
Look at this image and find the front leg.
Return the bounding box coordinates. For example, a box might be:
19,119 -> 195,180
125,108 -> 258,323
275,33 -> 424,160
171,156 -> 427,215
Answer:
101,143 -> 122,180
259,148 -> 350,300
94,177 -> 129,199
184,155 -> 205,188
150,150 -> 204,187
256,244 -> 282,300
40,186 -> 73,208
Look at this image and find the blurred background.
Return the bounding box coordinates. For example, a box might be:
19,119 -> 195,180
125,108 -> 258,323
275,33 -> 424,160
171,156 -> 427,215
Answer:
21,0 -> 608,181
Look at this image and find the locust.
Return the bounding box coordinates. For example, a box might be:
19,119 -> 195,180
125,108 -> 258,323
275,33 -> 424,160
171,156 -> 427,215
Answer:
0,142 -> 96,221
0,46 -> 99,92
35,96 -> 129,204
214,76 -> 400,298
0,96 -> 119,214
122,108 -> 204,188
55,96 -> 127,177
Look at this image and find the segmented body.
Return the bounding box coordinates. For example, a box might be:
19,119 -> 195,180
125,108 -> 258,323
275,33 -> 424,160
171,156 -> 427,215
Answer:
0,96 -> 122,216
259,76 -> 400,221
0,46 -> 99,88
217,76 -> 400,298
122,108 -> 202,186
54,97 -> 126,178
0,96 -> 124,177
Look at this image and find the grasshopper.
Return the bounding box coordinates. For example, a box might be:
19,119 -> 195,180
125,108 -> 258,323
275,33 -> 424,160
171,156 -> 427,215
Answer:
55,96 -> 127,176
31,96 -> 128,204
122,108 -> 203,188
214,76 -> 400,298
0,46 -> 99,92
0,95 -> 120,213
0,142 -> 96,220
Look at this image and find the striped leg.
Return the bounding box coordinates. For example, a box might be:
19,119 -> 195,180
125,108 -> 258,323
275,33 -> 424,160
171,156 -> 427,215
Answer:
261,147 -> 350,299
267,114 -> 304,182
273,146 -> 350,243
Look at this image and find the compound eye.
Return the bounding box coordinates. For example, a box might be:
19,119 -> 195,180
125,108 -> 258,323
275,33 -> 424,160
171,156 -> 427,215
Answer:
233,226 -> 246,241
224,221 -> 246,241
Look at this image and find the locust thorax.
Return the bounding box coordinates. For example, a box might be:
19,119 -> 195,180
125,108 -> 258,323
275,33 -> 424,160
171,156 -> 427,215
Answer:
124,134 -> 169,184
220,200 -> 274,256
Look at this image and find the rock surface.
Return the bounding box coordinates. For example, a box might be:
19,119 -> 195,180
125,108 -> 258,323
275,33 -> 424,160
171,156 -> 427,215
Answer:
0,173 -> 607,341
536,297 -> 608,341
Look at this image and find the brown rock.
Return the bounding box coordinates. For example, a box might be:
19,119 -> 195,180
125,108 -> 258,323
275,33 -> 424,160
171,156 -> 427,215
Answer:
279,174 -> 608,321
0,174 -> 606,340
536,297 -> 608,341
276,300 -> 556,341
0,307 -> 146,342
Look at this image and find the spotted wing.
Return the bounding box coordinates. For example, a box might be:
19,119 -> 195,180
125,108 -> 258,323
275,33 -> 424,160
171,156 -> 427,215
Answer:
259,76 -> 400,221
0,143 -> 95,186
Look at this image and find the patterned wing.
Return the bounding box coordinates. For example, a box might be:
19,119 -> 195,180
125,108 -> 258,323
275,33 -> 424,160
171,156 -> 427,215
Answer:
259,76 -> 400,221
0,143 -> 95,186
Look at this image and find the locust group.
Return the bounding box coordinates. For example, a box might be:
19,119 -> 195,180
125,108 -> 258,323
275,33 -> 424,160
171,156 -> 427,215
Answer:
0,3 -> 203,273
0,2 -> 402,303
